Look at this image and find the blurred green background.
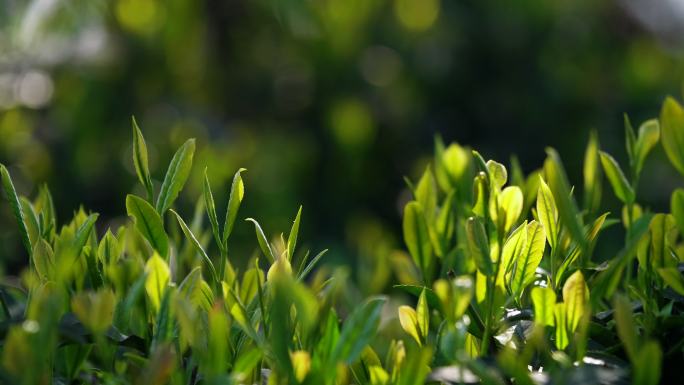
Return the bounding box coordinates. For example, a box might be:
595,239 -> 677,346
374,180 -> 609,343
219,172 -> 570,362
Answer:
2,0 -> 684,289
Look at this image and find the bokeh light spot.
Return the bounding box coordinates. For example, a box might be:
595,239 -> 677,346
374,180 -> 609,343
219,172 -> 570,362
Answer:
329,99 -> 376,150
115,0 -> 164,36
394,0 -> 440,32
360,46 -> 402,87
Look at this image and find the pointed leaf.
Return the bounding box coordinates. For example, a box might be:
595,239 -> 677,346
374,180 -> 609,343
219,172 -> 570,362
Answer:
657,267 -> 684,296
332,296 -> 386,364
203,168 -> 223,252
417,289 -> 429,341
544,149 -> 585,248
670,188 -> 684,238
599,151 -> 634,204
223,168 -> 245,245
287,206 -> 302,260
132,117 -> 154,201
562,270 -> 588,333
634,119 -> 660,175
583,130 -> 602,213
171,209 -> 218,284
0,164 -> 32,255
465,217 -> 493,276
156,138 -> 195,214
660,96 -> 684,176
531,286 -> 555,327
245,218 -> 275,263
510,221 -> 546,297
126,194 -> 169,258
398,305 -> 421,346
403,201 -> 432,279
537,177 -> 559,249
554,302 -> 568,350
145,252 -> 170,312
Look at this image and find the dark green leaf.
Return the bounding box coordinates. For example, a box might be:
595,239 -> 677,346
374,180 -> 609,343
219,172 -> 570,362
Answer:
0,164 -> 32,255
126,194 -> 169,258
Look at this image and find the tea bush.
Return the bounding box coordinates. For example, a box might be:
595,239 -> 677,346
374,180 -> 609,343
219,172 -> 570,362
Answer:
2,98 -> 684,385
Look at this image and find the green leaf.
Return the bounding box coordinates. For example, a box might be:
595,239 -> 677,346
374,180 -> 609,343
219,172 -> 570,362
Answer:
648,213 -> 677,269
0,164 -> 32,255
625,114 -> 637,165
287,205 -> 302,260
634,119 -> 660,175
599,151 -> 634,204
544,149 -> 586,249
32,238 -> 54,281
403,201 -> 433,280
537,177 -> 558,250
131,116 -> 154,202
613,294 -> 638,361
223,168 -> 246,245
170,209 -> 218,284
499,221 -> 527,281
497,186 -> 523,232
531,286 -> 555,327
145,252 -> 170,313
415,167 -> 437,221
416,289 -> 429,342
20,197 -> 39,251
97,230 -> 121,266
486,159 -> 508,191
633,340 -> 662,385
660,96 -> 684,176
203,168 -> 223,252
156,138 -> 195,214
553,302 -> 568,350
332,296 -> 386,364
398,306 -> 421,346
583,130 -> 602,214
510,221 -> 546,298
670,188 -> 684,238
465,216 -> 493,276
126,194 -> 169,258
562,270 -> 588,333
245,218 -> 275,263
656,268 -> 684,296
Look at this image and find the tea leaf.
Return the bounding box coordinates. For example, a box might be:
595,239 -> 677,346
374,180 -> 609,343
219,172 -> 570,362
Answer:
416,289 -> 429,343
131,116 -> 154,202
145,252 -> 170,313
465,216 -> 493,276
670,188 -> 684,238
562,270 -> 588,333
510,221 -> 545,298
203,168 -> 222,252
245,218 -> 275,263
287,205 -> 302,260
498,186 -> 523,232
332,296 -> 386,364
170,209 -> 218,284
0,164 -> 32,255
613,294 -> 638,360
648,213 -> 677,269
156,138 -> 195,214
599,151 -> 634,204
32,238 -> 54,281
537,177 -> 558,249
660,96 -> 684,176
656,268 -> 684,296
398,305 -> 421,346
633,341 -> 662,385
583,130 -> 602,213
403,201 -> 432,280
126,194 -> 169,258
553,302 -> 568,350
544,149 -> 586,249
223,168 -> 246,245
634,119 -> 660,175
531,286 -> 555,327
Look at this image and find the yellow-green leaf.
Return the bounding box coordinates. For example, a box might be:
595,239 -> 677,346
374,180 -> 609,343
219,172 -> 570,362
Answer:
223,168 -> 246,245
416,289 -> 429,342
599,151 -> 634,204
657,267 -> 684,296
126,194 -> 169,258
145,252 -> 170,313
466,216 -> 493,276
649,213 -> 677,269
537,177 -> 559,249
531,286 -> 556,327
562,270 -> 588,333
132,116 -> 154,201
671,189 -> 684,238
498,186 -> 523,232
156,138 -> 195,214
660,96 -> 684,176
510,221 -> 546,298
403,201 -> 432,280
613,294 -> 639,361
583,130 -> 602,214
554,302 -> 568,350
398,305 -> 421,346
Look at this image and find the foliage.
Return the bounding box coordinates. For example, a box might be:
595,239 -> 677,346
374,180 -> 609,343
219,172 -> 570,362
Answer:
2,96 -> 684,384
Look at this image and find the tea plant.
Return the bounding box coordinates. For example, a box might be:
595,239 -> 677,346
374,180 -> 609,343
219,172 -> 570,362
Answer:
1,98 -> 684,385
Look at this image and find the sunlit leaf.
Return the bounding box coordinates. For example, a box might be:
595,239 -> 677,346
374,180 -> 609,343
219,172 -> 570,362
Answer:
633,340 -> 662,385
670,188 -> 684,238
583,130 -> 602,214
417,289 -> 429,343
599,151 -> 634,204
648,213 -> 677,269
537,177 -> 558,249
145,252 -> 170,313
531,286 -> 555,327
544,149 -> 586,249
465,216 -> 493,276
132,116 -> 154,201
287,205 -> 302,260
156,138 -> 195,214
510,221 -> 545,298
245,218 -> 276,263
498,186 -> 523,232
660,96 -> 684,176
554,302 -> 568,350
171,209 -> 218,284
203,168 -> 223,252
223,168 -> 246,245
332,296 -> 386,364
657,267 -> 684,296
126,194 -> 169,258
613,294 -> 638,361
0,164 -> 32,255
562,270 -> 588,333
403,201 -> 433,280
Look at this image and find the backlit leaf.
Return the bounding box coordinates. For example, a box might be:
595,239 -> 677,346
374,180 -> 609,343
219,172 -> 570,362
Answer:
223,168 -> 246,245
531,286 -> 555,327
156,138 -> 195,214
0,164 -> 32,255
332,296 -> 386,364
537,177 -> 558,249
398,305 -> 421,346
403,201 -> 433,280
562,270 -> 588,333
131,116 -> 154,201
465,216 -> 493,276
599,151 -> 634,204
660,96 -> 684,176
126,194 -> 169,258
145,252 -> 170,313
510,221 -> 545,298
